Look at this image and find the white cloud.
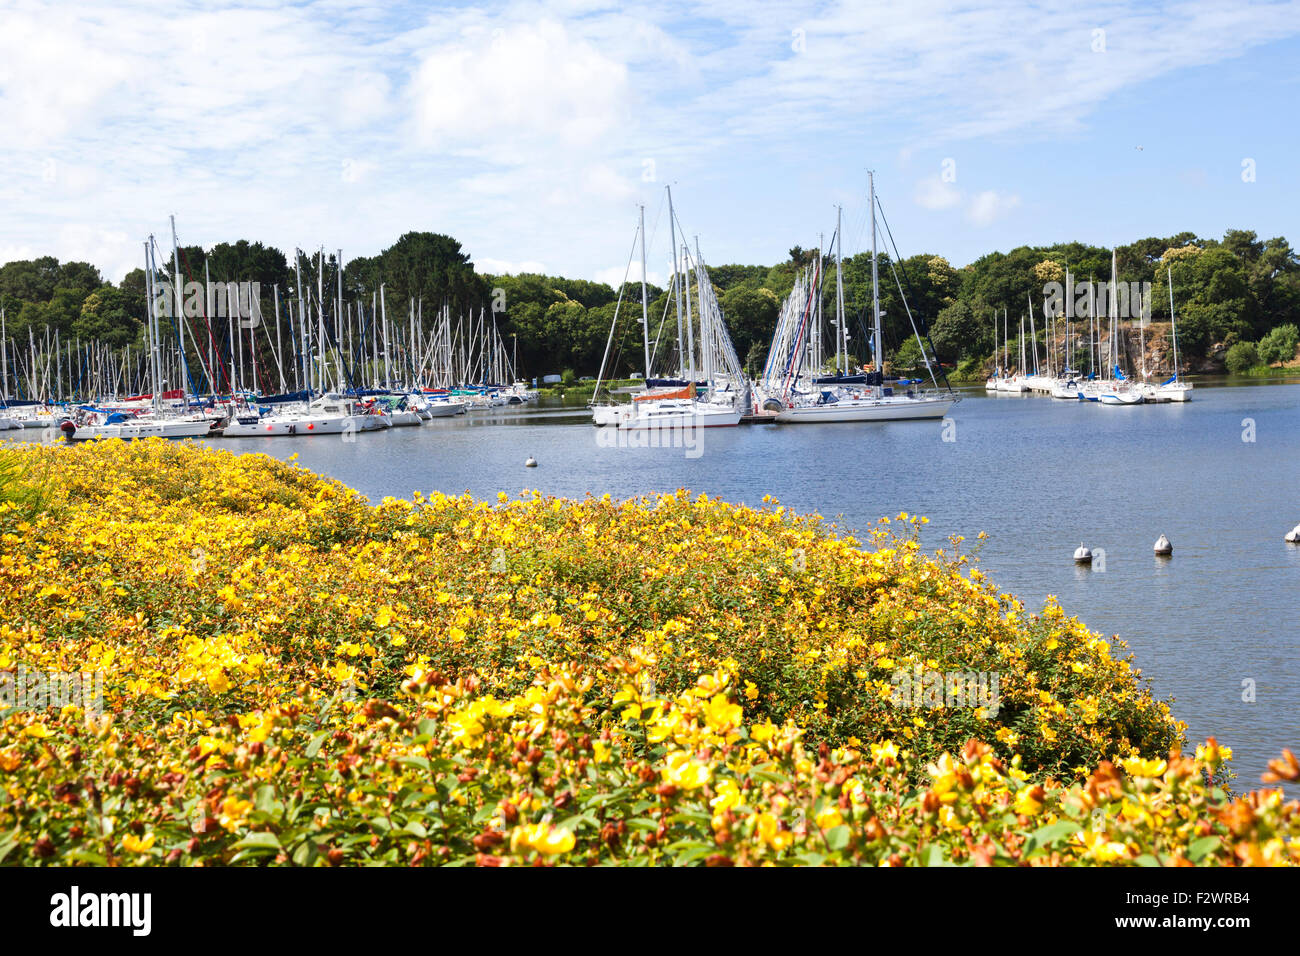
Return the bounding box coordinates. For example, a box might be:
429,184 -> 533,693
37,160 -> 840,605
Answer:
966,190 -> 1021,226
56,225 -> 136,281
410,19 -> 629,162
477,257 -> 549,276
593,263 -> 665,288
341,159 -> 380,184
914,175 -> 962,210
0,7 -> 133,148
582,165 -> 637,203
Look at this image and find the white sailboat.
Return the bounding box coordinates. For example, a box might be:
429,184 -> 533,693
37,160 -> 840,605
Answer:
59,233 -> 222,441
985,309 -> 1024,392
222,394 -> 388,436
593,190 -> 743,430
768,173 -> 958,423
1096,251 -> 1144,406
1146,267 -> 1193,402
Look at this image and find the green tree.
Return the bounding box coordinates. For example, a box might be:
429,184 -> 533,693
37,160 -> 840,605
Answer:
719,286 -> 779,363
930,300 -> 985,363
1257,324 -> 1298,365
1224,341 -> 1259,374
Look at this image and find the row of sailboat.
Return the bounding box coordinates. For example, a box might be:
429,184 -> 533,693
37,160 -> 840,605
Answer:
0,220 -> 538,441
986,256 -> 1192,405
590,174 -> 959,428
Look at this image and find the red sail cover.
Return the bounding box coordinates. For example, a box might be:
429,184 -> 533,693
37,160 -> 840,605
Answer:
634,383 -> 696,402
124,389 -> 185,401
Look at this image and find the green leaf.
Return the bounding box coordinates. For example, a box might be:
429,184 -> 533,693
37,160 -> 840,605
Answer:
1024,820 -> 1081,857
305,733 -> 328,758
291,840 -> 319,866
823,824 -> 850,852
667,845 -> 714,865
921,844 -> 955,866
232,831 -> 282,850
1187,836 -> 1220,863
67,850 -> 109,865
254,785 -> 279,815
667,809 -> 710,828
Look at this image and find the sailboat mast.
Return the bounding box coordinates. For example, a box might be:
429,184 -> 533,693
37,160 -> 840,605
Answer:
1089,282 -> 1097,378
683,244 -> 696,382
380,284 -> 390,388
869,171 -> 882,375
170,216 -> 185,401
836,205 -> 846,372
1168,267 -> 1181,383
696,236 -> 711,387
1110,250 -> 1118,374
813,232 -> 823,374
144,239 -> 161,413
667,186 -> 684,378
336,249 -> 345,392
639,204 -> 650,379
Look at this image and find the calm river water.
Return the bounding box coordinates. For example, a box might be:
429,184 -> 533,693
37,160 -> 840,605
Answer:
218,380 -> 1300,788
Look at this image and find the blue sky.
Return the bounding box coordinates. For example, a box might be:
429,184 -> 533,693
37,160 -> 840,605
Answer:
1,0 -> 1298,285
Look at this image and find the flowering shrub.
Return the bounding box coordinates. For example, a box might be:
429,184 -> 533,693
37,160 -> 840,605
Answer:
0,438 -> 1295,866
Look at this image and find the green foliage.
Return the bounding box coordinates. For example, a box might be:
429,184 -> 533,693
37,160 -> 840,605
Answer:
930,300 -> 984,363
1224,341 -> 1259,374
1257,323 -> 1298,365
891,338 -> 924,371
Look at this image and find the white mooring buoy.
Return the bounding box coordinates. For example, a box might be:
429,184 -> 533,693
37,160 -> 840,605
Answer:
1286,523 -> 1300,544
525,455 -> 538,468
1073,542 -> 1093,564
1154,534 -> 1172,556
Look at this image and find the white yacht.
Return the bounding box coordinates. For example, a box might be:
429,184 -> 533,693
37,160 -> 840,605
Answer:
615,397 -> 741,429
764,173 -> 960,424
222,395 -> 388,436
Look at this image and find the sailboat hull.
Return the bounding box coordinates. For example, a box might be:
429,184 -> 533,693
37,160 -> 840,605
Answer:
614,399 -> 740,429
775,396 -> 956,423
424,401 -> 466,418
1098,390 -> 1144,406
222,414 -> 386,436
63,418 -> 216,441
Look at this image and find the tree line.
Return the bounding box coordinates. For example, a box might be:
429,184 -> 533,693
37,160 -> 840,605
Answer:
2,228 -> 1296,386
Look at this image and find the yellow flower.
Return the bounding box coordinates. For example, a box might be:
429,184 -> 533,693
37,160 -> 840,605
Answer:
702,693 -> 743,733
815,807 -> 843,830
205,669 -> 231,694
870,740 -> 899,764
1013,787 -> 1044,816
510,823 -> 575,856
711,779 -> 743,820
1121,757 -> 1167,778
122,833 -> 155,854
755,812 -> 794,851
219,796 -> 253,831
662,752 -> 711,790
